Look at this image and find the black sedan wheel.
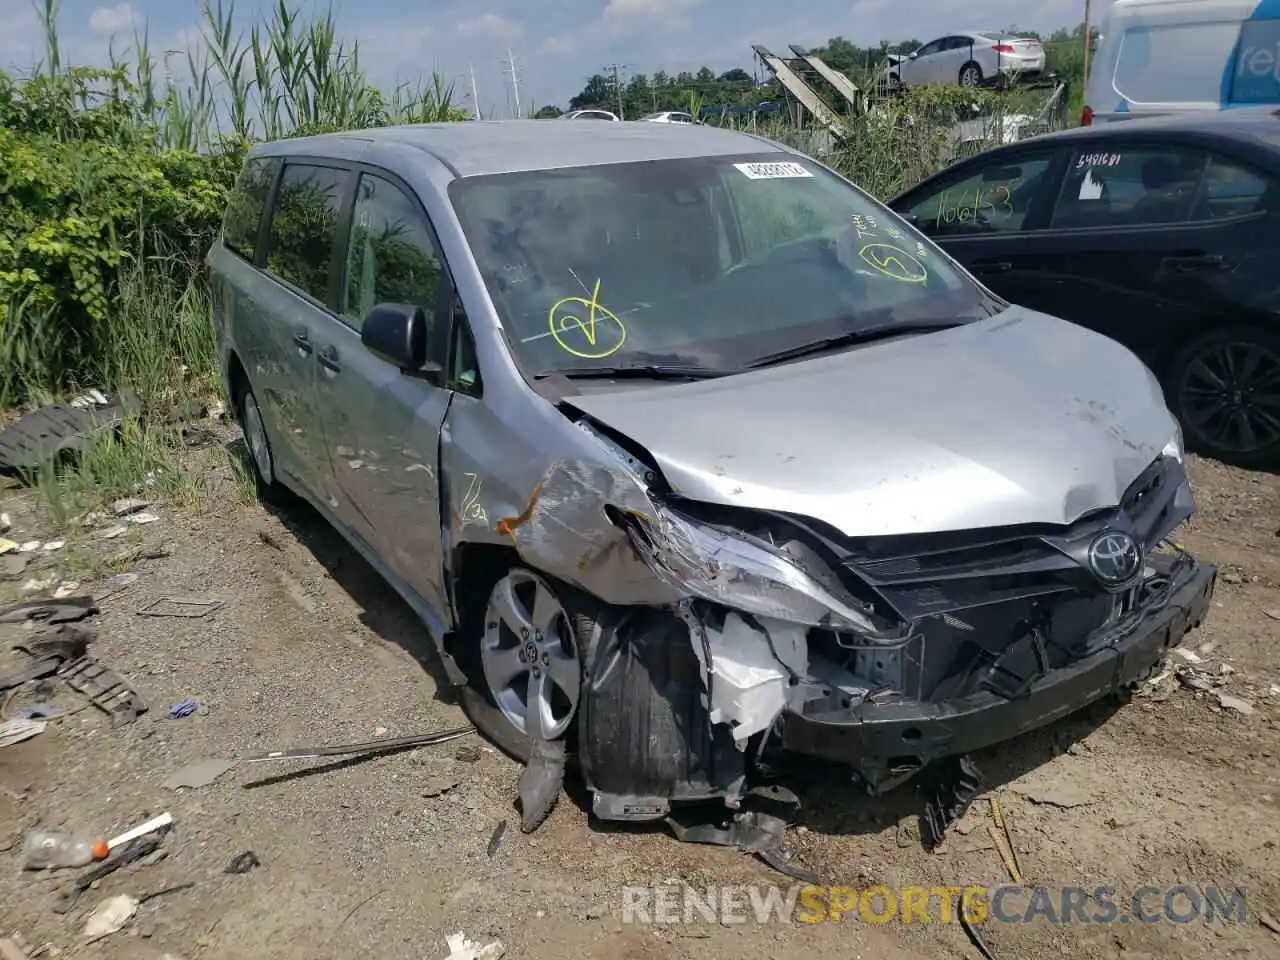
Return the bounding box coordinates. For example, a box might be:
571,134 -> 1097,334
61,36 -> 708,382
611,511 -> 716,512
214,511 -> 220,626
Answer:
1168,326 -> 1280,469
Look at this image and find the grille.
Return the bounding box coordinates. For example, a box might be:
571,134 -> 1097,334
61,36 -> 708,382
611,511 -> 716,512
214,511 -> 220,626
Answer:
831,456 -> 1191,701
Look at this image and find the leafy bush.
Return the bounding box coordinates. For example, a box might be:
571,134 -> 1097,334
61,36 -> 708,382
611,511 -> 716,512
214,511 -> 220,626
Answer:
0,0 -> 465,406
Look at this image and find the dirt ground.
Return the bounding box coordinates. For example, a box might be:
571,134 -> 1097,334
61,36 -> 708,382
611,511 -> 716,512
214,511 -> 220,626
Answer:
0,438 -> 1278,960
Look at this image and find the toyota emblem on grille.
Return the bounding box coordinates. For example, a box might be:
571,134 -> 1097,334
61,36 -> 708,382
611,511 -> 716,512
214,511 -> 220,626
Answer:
1087,531 -> 1142,584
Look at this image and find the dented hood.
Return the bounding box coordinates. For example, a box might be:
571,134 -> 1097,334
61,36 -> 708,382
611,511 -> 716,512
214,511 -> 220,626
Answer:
568,307 -> 1179,538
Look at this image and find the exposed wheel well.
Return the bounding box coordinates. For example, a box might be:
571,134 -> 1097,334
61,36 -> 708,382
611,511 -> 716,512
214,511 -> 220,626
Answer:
444,541 -> 600,663
445,542 -> 522,659
226,351 -> 250,418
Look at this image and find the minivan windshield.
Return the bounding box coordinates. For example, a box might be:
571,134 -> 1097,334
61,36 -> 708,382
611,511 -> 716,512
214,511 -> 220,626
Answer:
448,153 -> 995,376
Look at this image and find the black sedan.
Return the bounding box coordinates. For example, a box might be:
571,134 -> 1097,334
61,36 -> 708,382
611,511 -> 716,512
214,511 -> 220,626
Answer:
889,107 -> 1280,469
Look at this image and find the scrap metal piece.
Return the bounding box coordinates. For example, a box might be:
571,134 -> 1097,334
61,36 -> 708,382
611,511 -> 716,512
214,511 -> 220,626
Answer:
518,736 -> 566,833
663,784 -> 810,880
0,596 -> 98,624
224,851 -> 261,874
960,904 -> 1001,960
919,755 -> 984,851
0,658 -> 62,693
136,597 -> 224,619
245,724 -> 473,763
16,624 -> 92,662
486,820 -> 508,858
0,391 -> 140,472
57,655 -> 148,727
756,844 -> 821,883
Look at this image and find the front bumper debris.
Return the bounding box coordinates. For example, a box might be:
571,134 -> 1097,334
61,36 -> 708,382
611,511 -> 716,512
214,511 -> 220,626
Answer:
780,557 -> 1216,769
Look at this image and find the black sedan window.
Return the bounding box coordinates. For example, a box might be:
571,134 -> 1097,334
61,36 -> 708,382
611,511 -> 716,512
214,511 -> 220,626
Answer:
898,155 -> 1055,236
1051,147 -> 1207,228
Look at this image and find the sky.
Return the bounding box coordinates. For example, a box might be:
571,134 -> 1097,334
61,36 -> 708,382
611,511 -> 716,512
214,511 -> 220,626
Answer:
0,0 -> 1105,114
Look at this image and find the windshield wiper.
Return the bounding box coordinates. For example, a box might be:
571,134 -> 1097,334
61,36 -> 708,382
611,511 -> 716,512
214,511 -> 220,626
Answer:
744,320 -> 968,369
534,363 -> 739,381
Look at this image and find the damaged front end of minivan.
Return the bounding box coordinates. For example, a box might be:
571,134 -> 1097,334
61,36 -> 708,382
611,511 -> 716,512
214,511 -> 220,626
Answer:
444,401 -> 1217,862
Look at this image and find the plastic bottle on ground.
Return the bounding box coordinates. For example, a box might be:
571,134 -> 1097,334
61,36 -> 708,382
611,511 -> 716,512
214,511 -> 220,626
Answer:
21,829 -> 109,869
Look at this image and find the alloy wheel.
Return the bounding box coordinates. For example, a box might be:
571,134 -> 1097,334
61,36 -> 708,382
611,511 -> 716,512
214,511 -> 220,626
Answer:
480,569 -> 580,740
1176,339 -> 1280,457
959,65 -> 981,86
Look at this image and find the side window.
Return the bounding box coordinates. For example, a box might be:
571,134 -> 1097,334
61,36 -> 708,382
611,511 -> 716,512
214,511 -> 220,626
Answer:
945,36 -> 972,51
222,157 -> 279,261
1115,22 -> 1241,106
343,173 -> 444,331
449,299 -> 482,397
898,155 -> 1054,236
264,163 -> 347,303
917,40 -> 942,57
1051,147 -> 1206,229
1191,153 -> 1271,220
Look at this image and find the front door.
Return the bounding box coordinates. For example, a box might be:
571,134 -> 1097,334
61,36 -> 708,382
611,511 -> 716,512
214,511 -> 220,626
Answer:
892,146 -> 1070,314
312,169 -> 455,621
900,38 -> 944,86
1036,143 -> 1218,359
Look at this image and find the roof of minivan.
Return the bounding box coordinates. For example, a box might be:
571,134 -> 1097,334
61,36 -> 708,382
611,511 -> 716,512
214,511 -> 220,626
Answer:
249,120 -> 787,178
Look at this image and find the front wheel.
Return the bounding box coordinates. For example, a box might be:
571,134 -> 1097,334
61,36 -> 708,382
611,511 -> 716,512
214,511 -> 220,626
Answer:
458,567 -> 586,762
959,62 -> 983,86
1166,325 -> 1280,469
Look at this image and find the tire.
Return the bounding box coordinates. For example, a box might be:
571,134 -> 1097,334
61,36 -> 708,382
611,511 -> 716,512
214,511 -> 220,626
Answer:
959,62 -> 983,86
1165,325 -> 1280,470
234,380 -> 288,504
457,567 -> 590,763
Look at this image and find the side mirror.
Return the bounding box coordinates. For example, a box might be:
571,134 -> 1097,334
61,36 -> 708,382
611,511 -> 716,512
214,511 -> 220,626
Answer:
361,303 -> 442,377
908,50 -> 918,59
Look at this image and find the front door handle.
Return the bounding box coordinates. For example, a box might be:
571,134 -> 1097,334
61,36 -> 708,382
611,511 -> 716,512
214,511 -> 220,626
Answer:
292,328 -> 313,355
972,259 -> 1013,274
318,345 -> 341,374
1161,253 -> 1226,273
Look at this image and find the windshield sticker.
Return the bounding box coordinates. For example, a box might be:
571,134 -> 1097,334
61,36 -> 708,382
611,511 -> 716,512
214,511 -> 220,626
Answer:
1076,152 -> 1121,169
1078,168 -> 1104,201
733,161 -> 813,180
859,243 -> 928,283
548,278 -> 627,359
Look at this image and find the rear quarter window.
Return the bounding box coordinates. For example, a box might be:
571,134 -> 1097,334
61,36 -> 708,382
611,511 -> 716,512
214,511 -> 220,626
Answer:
221,157 -> 279,261
1113,21 -> 1242,104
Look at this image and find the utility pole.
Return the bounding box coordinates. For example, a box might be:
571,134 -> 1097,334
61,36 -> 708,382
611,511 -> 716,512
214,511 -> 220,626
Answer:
506,48 -> 522,118
1082,0 -> 1092,88
469,63 -> 482,120
602,63 -> 627,118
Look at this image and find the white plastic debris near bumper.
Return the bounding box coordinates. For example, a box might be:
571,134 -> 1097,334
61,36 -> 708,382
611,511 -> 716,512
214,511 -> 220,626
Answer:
691,612 -> 807,748
443,933 -> 506,960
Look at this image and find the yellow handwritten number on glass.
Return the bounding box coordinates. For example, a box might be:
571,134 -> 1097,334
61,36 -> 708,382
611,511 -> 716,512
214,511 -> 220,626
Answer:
859,243 -> 928,283
548,278 -> 627,359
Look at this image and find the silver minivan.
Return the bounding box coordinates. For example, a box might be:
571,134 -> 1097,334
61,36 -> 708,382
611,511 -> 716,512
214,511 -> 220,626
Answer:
209,121 -> 1215,847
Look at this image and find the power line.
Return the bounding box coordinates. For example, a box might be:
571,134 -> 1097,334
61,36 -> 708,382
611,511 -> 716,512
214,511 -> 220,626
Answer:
503,48 -> 522,118
601,63 -> 627,117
